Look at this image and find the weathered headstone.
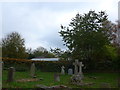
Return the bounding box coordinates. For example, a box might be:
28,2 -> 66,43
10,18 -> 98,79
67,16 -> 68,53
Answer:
54,73 -> 60,82
68,68 -> 73,75
73,60 -> 79,75
7,67 -> 15,82
61,66 -> 65,75
30,63 -> 35,77
71,60 -> 84,85
78,62 -> 84,78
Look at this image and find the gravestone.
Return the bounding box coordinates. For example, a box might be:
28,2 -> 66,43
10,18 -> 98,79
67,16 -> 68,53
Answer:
61,66 -> 65,75
7,67 -> 15,82
30,63 -> 35,77
78,62 -> 84,78
71,60 -> 84,85
68,68 -> 73,75
54,73 -> 60,82
73,60 -> 79,75
73,60 -> 84,78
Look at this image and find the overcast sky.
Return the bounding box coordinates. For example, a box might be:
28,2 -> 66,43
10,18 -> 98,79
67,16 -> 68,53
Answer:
1,0 -> 119,50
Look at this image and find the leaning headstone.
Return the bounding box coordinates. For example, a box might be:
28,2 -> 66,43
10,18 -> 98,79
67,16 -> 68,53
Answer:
7,67 -> 15,82
30,63 -> 35,77
61,66 -> 65,75
68,68 -> 73,75
54,73 -> 60,82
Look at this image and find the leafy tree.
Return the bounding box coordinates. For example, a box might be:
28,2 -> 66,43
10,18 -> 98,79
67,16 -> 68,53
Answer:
1,32 -> 28,59
60,50 -> 72,61
33,46 -> 47,57
102,21 -> 118,45
59,11 -> 112,62
50,48 -> 72,60
50,48 -> 64,57
32,46 -> 55,58
26,48 -> 35,59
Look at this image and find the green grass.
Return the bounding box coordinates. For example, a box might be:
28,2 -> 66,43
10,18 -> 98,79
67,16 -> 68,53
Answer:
2,70 -> 118,88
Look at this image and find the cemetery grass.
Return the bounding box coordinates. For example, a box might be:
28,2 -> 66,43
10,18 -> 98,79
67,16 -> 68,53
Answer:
2,70 -> 118,88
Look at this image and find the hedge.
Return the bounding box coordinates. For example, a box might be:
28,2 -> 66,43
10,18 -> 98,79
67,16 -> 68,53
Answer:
1,57 -> 73,72
1,57 -> 119,72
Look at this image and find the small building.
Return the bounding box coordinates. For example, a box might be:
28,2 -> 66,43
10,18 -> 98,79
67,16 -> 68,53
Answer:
31,58 -> 59,61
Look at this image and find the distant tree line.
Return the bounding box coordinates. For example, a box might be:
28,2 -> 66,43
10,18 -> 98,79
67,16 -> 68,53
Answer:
1,32 -> 56,59
1,32 -> 71,60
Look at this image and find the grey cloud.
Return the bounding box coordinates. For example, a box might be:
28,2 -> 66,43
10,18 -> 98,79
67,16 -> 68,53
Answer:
2,2 -> 118,50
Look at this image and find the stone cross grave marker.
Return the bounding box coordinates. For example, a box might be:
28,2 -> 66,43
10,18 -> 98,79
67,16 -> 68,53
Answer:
68,68 -> 73,75
7,67 -> 15,82
71,60 -> 84,85
78,62 -> 84,74
73,60 -> 79,75
54,73 -> 60,82
30,63 -> 35,77
78,62 -> 84,78
61,66 -> 65,75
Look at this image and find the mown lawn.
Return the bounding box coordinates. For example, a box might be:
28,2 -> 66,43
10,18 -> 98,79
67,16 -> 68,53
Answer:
2,70 -> 118,88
